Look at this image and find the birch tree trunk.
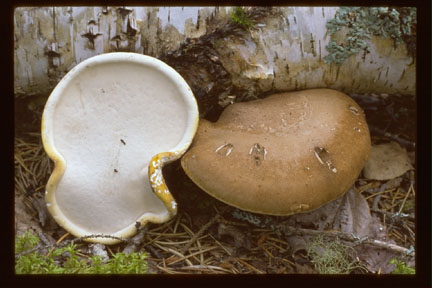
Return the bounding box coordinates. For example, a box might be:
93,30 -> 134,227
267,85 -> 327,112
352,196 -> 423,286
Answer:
14,6 -> 416,115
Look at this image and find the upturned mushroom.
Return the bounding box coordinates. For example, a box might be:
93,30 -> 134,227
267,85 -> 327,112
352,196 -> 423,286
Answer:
181,89 -> 370,215
42,53 -> 198,244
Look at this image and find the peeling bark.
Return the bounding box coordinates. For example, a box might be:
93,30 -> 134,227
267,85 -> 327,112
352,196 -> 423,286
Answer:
14,6 -> 415,109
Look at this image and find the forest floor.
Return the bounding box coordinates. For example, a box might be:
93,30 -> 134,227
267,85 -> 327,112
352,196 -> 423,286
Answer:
14,92 -> 416,274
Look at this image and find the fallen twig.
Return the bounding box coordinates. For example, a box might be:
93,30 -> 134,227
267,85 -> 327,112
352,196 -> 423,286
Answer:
398,183 -> 414,215
179,215 -> 219,254
282,226 -> 415,257
369,126 -> 415,150
231,209 -> 414,257
179,207 -> 227,254
143,244 -> 164,259
178,264 -> 235,273
236,258 -> 265,274
370,209 -> 415,222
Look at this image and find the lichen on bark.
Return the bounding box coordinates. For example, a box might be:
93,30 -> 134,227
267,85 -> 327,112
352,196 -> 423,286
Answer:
324,7 -> 416,65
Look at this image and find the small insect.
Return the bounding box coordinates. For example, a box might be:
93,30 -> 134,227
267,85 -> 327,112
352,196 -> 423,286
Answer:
120,139 -> 126,145
114,169 -> 118,173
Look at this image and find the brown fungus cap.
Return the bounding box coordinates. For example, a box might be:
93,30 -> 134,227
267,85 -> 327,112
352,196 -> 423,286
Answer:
181,89 -> 371,216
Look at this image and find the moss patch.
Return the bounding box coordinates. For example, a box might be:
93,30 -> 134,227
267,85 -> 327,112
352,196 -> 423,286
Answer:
15,232 -> 148,274
389,258 -> 415,274
231,7 -> 253,29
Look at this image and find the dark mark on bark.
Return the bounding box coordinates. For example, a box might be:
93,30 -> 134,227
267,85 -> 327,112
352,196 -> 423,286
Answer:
300,41 -> 304,58
310,33 -> 316,57
376,71 -> 382,81
52,7 -> 57,41
399,68 -> 406,81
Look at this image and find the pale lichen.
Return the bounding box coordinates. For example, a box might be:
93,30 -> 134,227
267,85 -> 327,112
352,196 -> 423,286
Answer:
306,235 -> 362,274
324,7 -> 416,65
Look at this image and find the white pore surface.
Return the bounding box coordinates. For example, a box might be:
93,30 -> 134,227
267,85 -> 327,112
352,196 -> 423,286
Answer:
47,55 -> 192,235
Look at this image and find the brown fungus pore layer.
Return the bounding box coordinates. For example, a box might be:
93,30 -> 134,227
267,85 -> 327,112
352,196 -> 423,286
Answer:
181,89 -> 371,216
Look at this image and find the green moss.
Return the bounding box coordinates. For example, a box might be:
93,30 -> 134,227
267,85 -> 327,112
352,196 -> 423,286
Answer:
306,235 -> 362,274
389,258 -> 415,274
15,232 -> 148,274
324,7 -> 416,65
231,7 -> 253,29
15,231 -> 40,254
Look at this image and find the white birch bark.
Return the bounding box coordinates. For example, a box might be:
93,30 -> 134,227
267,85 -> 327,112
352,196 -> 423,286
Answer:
14,6 -> 415,99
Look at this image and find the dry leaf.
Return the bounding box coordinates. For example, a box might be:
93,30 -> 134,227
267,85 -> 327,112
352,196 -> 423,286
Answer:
363,141 -> 413,180
231,186 -> 401,274
332,187 -> 376,237
15,193 -> 43,236
355,246 -> 397,273
217,223 -> 251,249
285,195 -> 343,231
285,187 -> 381,238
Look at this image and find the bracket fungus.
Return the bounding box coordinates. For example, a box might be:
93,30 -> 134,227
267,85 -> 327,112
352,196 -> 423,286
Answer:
181,89 -> 370,216
42,53 -> 198,244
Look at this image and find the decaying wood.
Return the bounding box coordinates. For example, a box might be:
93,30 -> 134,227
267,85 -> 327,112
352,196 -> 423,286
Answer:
15,6 -> 415,110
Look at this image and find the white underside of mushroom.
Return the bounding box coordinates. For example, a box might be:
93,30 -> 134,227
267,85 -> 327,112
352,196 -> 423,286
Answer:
42,53 -> 198,244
